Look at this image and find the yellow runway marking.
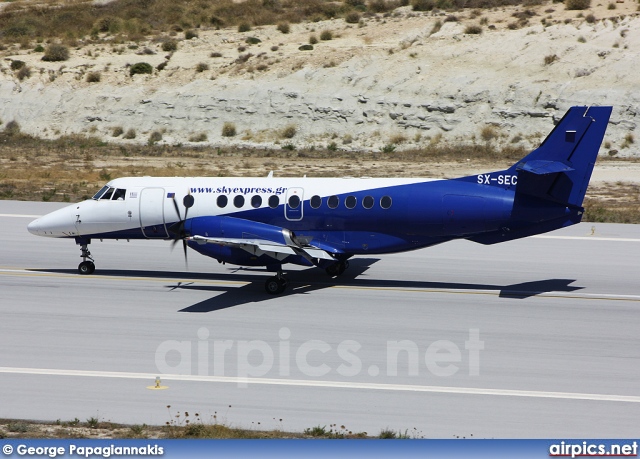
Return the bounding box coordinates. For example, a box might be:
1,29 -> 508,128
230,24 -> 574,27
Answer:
1,267 -> 640,302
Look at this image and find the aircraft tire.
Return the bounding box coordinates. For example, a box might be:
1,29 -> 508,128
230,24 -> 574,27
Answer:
265,277 -> 286,294
78,261 -> 95,275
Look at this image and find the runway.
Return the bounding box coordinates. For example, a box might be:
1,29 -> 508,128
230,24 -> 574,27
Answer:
1,200 -> 639,437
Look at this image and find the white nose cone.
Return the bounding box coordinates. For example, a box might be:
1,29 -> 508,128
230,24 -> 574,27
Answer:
27,218 -> 41,235
27,205 -> 78,237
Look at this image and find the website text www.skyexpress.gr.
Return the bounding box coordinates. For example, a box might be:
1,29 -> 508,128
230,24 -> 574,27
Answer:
190,186 -> 287,195
549,441 -> 638,458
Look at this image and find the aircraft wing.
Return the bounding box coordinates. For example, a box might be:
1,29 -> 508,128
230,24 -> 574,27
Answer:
187,235 -> 336,263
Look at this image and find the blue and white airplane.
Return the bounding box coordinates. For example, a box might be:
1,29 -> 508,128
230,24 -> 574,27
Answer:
28,106 -> 612,294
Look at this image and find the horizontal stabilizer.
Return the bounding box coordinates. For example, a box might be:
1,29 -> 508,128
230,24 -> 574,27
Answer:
516,160 -> 575,175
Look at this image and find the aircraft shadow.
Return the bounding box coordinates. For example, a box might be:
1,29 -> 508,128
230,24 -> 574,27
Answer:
30,261 -> 583,313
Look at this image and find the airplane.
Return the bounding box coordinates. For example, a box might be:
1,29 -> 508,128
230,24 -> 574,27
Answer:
27,105 -> 612,294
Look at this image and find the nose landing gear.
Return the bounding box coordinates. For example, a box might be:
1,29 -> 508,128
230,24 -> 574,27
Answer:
77,241 -> 95,275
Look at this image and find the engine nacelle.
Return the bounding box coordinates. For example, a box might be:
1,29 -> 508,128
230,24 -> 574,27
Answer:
187,215 -> 295,245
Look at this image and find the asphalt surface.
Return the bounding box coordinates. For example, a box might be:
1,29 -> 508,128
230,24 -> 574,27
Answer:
1,200 -> 639,438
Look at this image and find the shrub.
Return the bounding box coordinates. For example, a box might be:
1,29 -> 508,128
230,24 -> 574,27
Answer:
412,0 -> 435,10
380,143 -> 396,154
565,0 -> 590,9
464,24 -> 483,34
345,12 -> 361,24
309,34 -> 318,45
112,126 -> 124,137
281,124 -> 297,139
585,14 -> 596,23
34,44 -> 44,52
148,131 -> 162,144
195,62 -> 209,72
123,128 -> 136,139
320,30 -> 333,40
430,20 -> 443,34
161,40 -> 178,52
130,62 -> 153,76
369,0 -> 394,13
245,36 -> 261,44
86,71 -> 101,82
544,54 -> 557,65
480,125 -> 498,142
238,22 -> 251,32
222,122 -> 236,137
210,52 -> 223,57
4,120 -> 21,136
185,29 -> 198,39
270,46 -> 279,52
298,44 -> 314,51
189,132 -> 208,142
157,61 -> 168,71
17,66 -> 31,81
10,60 -> 25,71
277,22 -> 290,34
42,44 -> 70,62
93,16 -> 123,34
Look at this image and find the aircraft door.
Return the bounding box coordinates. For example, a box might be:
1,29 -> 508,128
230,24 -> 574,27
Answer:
140,188 -> 169,238
285,187 -> 304,221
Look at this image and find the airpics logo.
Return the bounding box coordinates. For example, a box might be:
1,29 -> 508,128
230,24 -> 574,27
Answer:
154,328 -> 484,386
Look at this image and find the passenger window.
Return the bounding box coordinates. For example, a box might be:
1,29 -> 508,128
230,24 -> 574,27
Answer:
327,195 -> 339,209
268,195 -> 280,208
112,189 -> 126,200
217,195 -> 228,208
345,196 -> 356,209
251,195 -> 262,208
92,185 -> 109,200
288,195 -> 300,209
363,196 -> 374,209
380,195 -> 392,209
100,187 -> 115,200
234,195 -> 245,208
310,195 -> 321,209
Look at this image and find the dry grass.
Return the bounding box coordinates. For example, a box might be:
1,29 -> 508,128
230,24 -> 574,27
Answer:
0,0 -> 555,45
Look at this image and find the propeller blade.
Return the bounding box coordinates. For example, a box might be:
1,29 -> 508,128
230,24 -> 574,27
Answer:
171,195 -> 181,221
183,239 -> 188,268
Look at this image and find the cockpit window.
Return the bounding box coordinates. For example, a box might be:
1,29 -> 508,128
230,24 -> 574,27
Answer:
100,187 -> 115,200
92,185 -> 110,200
112,189 -> 126,200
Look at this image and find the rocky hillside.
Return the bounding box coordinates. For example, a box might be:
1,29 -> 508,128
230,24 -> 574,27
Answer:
1,0 -> 639,155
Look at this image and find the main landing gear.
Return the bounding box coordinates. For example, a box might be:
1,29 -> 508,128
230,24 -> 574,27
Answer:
325,260 -> 349,277
265,269 -> 288,295
77,242 -> 95,275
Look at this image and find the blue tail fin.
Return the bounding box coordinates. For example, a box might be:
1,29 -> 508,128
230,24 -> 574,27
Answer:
510,106 -> 612,208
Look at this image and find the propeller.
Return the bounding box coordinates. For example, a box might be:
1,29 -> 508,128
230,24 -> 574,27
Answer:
168,192 -> 195,266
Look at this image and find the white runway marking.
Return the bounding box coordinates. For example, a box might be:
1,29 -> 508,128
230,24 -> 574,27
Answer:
532,235 -> 640,242
0,366 -> 638,403
0,214 -> 42,218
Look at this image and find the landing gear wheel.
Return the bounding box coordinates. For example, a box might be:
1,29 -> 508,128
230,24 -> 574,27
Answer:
326,260 -> 349,277
78,260 -> 95,275
265,277 -> 287,295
